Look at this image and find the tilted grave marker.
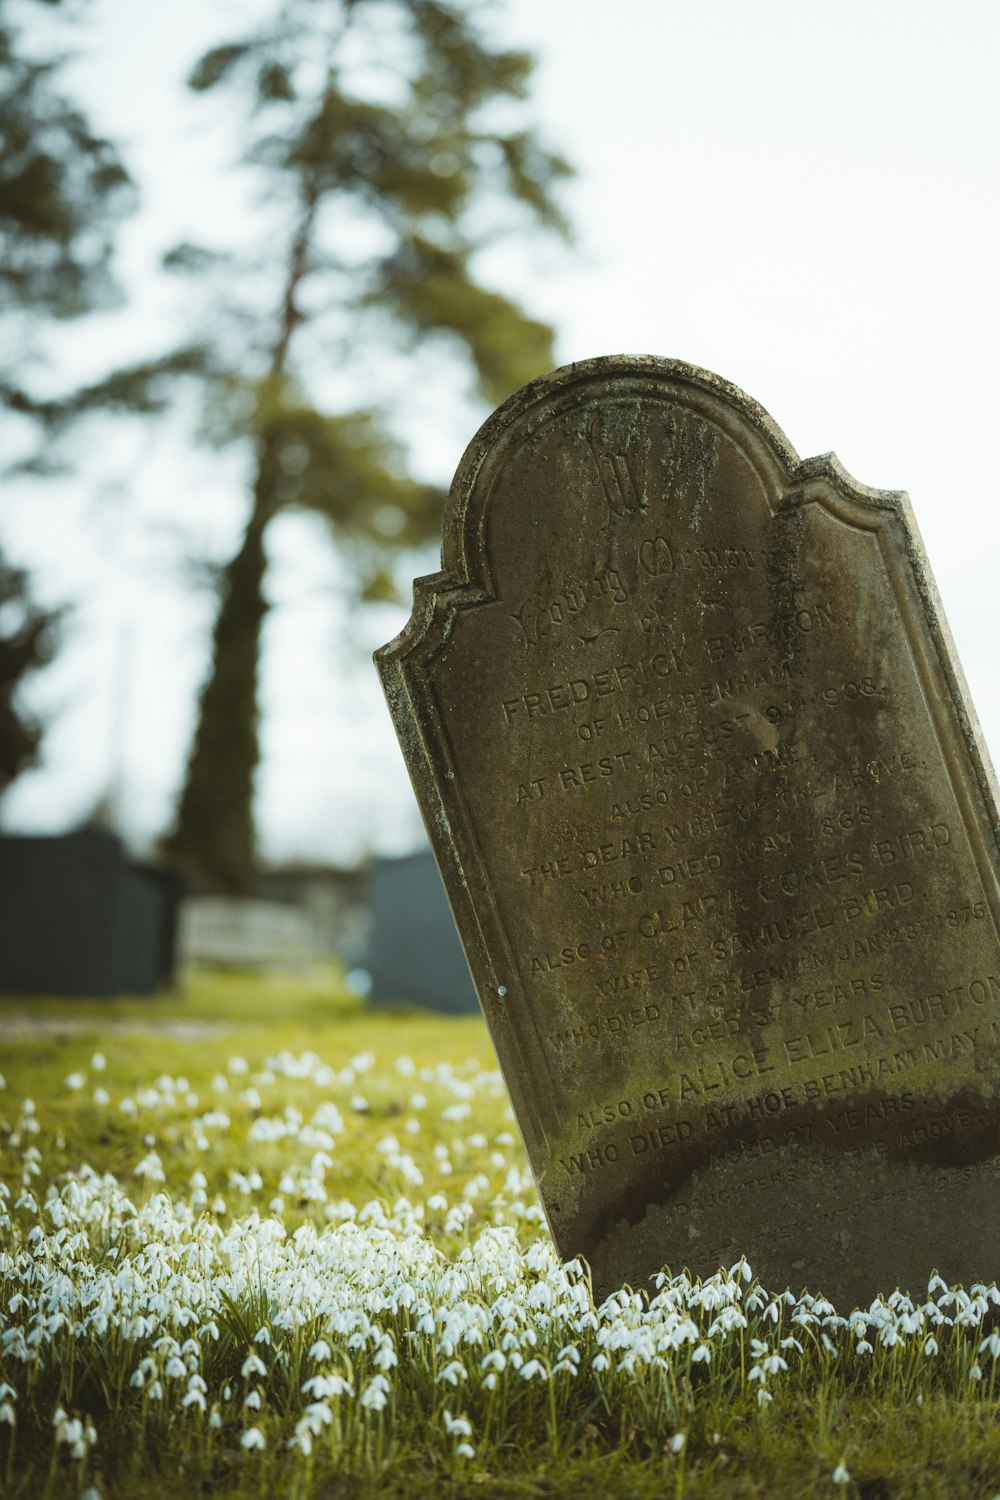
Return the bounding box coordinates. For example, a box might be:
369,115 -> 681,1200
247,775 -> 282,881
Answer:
376,356 -> 1000,1307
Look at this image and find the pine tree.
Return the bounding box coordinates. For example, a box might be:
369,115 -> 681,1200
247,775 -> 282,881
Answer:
0,0 -> 124,797
161,0 -> 571,893
0,547 -> 61,807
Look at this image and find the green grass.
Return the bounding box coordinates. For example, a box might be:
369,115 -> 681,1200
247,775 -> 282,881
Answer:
2,970 -> 1000,1499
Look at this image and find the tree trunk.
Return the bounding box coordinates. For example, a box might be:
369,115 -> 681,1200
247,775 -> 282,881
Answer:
162,465 -> 272,893
163,187 -> 319,892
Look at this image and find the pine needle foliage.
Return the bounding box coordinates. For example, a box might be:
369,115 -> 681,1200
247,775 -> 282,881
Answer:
162,0 -> 572,894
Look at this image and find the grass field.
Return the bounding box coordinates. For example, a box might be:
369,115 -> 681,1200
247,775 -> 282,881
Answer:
2,970 -> 1000,1499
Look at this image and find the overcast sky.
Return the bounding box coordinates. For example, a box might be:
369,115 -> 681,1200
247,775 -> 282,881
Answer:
5,0 -> 999,866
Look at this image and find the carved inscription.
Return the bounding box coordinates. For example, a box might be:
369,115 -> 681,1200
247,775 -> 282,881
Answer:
378,357 -> 1000,1307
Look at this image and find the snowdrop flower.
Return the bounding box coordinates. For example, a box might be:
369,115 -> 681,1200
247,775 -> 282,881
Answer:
442,1409 -> 473,1438
437,1361 -> 467,1387
65,1072 -> 85,1091
360,1375 -> 390,1411
832,1463 -> 852,1484
455,1442 -> 475,1460
240,1426 -> 265,1451
242,1353 -> 267,1378
670,1432 -> 686,1454
244,1390 -> 263,1410
135,1152 -> 165,1184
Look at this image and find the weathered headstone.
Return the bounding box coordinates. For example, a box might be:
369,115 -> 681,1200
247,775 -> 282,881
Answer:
376,356 -> 1000,1307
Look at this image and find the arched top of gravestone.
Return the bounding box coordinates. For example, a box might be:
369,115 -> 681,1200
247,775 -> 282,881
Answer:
380,356 -> 923,672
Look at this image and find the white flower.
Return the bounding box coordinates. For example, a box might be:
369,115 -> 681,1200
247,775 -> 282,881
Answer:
241,1353 -> 267,1378
240,1426 -> 265,1451
360,1375 -> 390,1411
832,1463 -> 851,1484
455,1442 -> 475,1460
65,1073 -> 85,1091
670,1432 -> 686,1454
442,1409 -> 473,1438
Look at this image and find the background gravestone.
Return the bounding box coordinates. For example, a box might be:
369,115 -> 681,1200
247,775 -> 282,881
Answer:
378,356 -> 1000,1308
0,827 -> 178,996
367,849 -> 479,1013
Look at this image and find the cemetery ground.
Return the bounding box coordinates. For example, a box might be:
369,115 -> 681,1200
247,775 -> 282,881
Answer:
2,976 -> 1000,1500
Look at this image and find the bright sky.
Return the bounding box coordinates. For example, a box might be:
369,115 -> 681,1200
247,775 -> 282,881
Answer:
5,0 -> 1000,866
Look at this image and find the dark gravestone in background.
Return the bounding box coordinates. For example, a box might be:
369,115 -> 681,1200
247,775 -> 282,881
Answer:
0,827 -> 179,996
368,849 -> 479,1013
377,355 -> 1000,1308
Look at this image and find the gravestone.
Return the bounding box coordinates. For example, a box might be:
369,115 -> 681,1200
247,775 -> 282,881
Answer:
0,827 -> 178,996
376,356 -> 1000,1307
368,850 -> 479,1013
